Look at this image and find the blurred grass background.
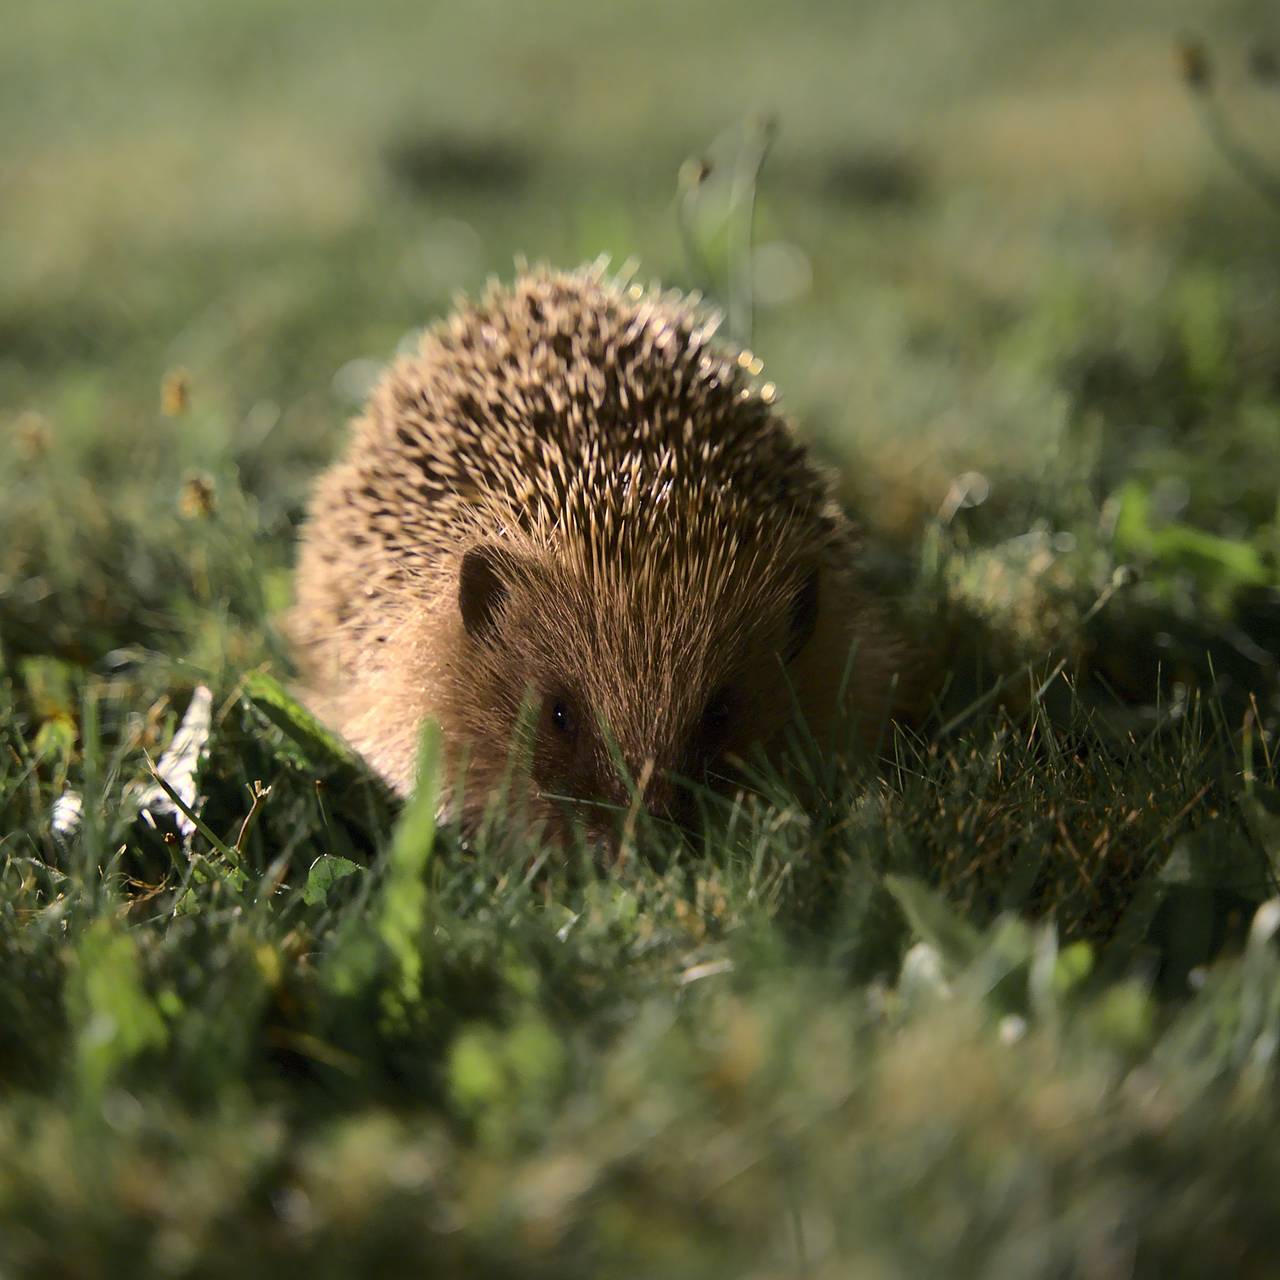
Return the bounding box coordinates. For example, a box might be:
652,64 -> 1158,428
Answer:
2,1 -> 1280,1275
4,0 -> 1279,663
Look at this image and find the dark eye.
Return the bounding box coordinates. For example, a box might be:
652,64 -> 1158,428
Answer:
702,694 -> 730,736
551,699 -> 576,736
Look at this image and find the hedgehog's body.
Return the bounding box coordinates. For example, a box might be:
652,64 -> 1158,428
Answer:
291,267 -> 909,841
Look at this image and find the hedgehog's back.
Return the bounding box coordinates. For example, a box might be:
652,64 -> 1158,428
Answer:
343,268 -> 837,573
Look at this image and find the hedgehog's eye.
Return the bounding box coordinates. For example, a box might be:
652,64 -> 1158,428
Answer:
701,694 -> 731,736
550,699 -> 577,738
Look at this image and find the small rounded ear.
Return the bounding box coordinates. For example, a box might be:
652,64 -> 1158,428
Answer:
784,567 -> 820,663
459,544 -> 519,643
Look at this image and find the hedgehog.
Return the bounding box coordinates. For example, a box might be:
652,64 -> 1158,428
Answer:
289,264 -> 914,844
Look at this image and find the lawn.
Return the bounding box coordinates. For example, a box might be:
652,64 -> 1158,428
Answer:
2,1 -> 1279,1274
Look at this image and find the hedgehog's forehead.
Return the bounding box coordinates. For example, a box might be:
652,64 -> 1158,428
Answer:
523,557 -> 790,761
506,481 -> 817,620
523,525 -> 801,670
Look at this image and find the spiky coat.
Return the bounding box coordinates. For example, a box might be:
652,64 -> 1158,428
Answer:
290,266 -> 908,836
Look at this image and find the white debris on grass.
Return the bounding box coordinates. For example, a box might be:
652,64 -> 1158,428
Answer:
899,941 -> 952,1004
998,1014 -> 1028,1046
50,789 -> 84,852
1250,898 -> 1280,947
135,685 -> 213,840
48,685 -> 214,858
677,957 -> 735,987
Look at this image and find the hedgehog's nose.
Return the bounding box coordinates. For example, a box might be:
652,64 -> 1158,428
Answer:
635,757 -> 673,812
613,756 -> 667,816
630,758 -> 696,832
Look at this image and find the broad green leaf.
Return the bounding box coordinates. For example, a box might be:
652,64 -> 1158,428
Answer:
1113,481 -> 1271,591
241,671 -> 360,770
304,854 -> 365,906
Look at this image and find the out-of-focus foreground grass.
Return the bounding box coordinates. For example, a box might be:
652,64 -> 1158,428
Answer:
2,1 -> 1280,1275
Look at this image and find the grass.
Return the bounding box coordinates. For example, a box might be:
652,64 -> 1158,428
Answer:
2,0 -> 1280,1274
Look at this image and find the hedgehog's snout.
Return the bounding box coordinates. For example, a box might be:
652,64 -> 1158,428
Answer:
634,757 -> 672,817
617,754 -> 699,835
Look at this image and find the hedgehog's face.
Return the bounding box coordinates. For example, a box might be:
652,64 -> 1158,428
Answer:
454,541 -> 823,844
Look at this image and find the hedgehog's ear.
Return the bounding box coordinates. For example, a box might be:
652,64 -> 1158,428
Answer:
784,567 -> 820,663
459,544 -> 520,643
